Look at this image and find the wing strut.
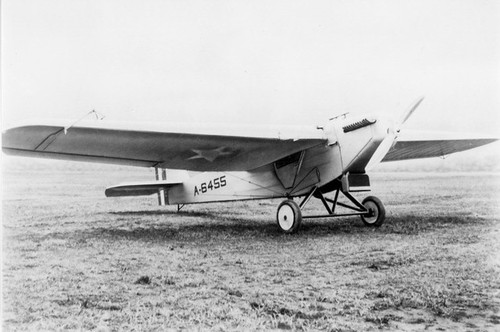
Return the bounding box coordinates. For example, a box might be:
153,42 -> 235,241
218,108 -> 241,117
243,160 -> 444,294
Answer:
155,167 -> 168,206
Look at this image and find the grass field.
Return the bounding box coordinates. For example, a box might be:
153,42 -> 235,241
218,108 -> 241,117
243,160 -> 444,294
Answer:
2,159 -> 500,331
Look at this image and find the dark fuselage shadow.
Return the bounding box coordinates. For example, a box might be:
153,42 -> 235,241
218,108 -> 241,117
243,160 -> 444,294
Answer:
110,210 -> 215,218
78,209 -> 485,244
80,209 -> 382,243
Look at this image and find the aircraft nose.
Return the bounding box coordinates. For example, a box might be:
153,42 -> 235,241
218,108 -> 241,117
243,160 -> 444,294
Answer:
371,117 -> 394,141
365,118 -> 399,170
388,122 -> 397,135
378,117 -> 397,137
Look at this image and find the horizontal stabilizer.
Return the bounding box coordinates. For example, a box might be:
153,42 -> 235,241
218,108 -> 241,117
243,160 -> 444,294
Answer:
105,180 -> 183,197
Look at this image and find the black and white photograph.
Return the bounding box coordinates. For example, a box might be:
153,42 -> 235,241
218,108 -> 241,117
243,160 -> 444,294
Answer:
2,0 -> 499,330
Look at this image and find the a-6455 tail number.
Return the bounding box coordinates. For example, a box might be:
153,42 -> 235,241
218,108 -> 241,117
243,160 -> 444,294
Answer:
194,176 -> 226,196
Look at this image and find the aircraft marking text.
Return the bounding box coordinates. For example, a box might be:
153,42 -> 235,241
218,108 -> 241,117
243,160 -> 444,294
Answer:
194,175 -> 227,196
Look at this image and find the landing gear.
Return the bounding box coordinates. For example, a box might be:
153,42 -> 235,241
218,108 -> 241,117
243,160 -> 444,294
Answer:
360,196 -> 385,227
275,186 -> 386,233
276,200 -> 302,234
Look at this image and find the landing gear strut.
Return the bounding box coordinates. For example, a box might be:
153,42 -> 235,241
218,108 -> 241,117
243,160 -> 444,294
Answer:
275,186 -> 385,233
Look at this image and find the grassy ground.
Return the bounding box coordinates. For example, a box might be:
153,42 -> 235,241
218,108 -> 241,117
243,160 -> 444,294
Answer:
2,159 -> 500,331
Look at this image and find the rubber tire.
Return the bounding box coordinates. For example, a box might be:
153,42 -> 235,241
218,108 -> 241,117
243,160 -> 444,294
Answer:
360,196 -> 385,227
276,199 -> 302,234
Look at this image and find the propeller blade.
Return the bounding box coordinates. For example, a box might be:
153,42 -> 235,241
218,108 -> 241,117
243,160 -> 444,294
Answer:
366,132 -> 397,171
366,97 -> 424,170
399,96 -> 424,126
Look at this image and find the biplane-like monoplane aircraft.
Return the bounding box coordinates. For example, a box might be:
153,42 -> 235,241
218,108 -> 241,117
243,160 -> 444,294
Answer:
2,98 -> 497,233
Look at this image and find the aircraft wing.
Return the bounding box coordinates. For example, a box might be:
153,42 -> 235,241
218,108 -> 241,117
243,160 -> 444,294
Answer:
382,130 -> 498,162
2,120 -> 326,172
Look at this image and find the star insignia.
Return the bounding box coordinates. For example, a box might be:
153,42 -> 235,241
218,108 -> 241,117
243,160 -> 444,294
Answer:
188,147 -> 234,162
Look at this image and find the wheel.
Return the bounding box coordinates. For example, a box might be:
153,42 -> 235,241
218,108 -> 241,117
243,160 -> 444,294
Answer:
276,199 -> 302,234
360,196 -> 385,227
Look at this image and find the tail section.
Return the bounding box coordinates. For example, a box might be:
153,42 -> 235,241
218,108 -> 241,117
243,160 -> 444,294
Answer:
106,168 -> 189,205
104,179 -> 184,198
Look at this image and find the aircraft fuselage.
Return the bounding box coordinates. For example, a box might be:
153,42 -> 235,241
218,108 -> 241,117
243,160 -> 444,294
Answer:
167,115 -> 389,204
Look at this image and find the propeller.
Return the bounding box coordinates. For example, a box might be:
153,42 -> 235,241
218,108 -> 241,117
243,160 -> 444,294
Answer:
365,97 -> 424,170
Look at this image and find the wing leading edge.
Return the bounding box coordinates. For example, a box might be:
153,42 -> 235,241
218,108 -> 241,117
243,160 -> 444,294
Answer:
2,121 -> 326,172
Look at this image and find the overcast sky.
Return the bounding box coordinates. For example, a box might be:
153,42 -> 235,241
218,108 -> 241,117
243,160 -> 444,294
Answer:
2,0 -> 499,135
